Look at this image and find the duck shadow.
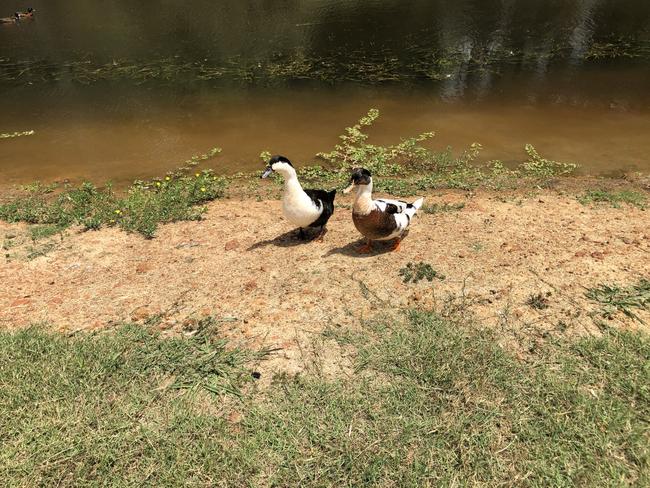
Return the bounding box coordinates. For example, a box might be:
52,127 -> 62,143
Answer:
247,228 -> 326,250
323,237 -> 400,258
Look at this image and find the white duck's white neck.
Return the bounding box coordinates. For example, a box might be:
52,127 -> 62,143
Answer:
352,181 -> 374,215
277,167 -> 303,195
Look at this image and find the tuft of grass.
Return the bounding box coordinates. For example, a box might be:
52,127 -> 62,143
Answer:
0,148 -> 226,238
578,189 -> 647,209
28,224 -> 63,241
0,312 -> 648,486
25,242 -> 56,260
399,261 -> 446,284
527,291 -> 551,310
421,201 -> 465,214
586,278 -> 650,322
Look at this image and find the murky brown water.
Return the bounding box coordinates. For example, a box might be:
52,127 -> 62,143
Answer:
1,1 -> 649,185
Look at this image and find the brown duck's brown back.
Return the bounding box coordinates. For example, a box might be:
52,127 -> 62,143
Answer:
353,209 -> 397,240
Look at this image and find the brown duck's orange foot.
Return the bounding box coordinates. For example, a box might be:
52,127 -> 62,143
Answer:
358,241 -> 373,254
390,238 -> 402,252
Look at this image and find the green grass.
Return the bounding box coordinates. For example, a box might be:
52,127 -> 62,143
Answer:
0,322 -> 261,486
586,278 -> 650,322
0,148 -> 226,238
1,312 -> 648,486
578,189 -> 648,209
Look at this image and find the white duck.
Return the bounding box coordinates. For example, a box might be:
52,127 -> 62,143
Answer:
261,155 -> 336,240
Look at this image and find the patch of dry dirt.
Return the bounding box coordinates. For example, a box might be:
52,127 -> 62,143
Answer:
1,190 -> 649,375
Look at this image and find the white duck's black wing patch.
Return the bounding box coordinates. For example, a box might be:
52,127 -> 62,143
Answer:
304,189 -> 336,228
303,189 -> 327,209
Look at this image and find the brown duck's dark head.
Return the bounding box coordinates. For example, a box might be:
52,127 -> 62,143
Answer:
343,167 -> 372,193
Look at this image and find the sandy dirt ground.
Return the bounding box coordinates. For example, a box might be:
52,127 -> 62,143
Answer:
1,190 -> 649,375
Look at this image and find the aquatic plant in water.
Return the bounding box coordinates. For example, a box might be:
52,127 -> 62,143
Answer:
0,130 -> 35,139
1,36 -> 648,87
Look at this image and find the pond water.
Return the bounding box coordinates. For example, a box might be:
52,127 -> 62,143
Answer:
1,0 -> 649,185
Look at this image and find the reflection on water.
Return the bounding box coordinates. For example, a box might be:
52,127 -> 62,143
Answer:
0,0 -> 649,183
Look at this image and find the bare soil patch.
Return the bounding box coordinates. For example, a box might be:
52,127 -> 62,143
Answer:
2,189 -> 649,374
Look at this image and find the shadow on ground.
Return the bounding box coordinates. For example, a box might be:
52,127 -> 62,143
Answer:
248,228 -> 327,250
323,238 -> 400,258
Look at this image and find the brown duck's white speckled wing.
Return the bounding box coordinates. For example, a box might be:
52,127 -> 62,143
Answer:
374,199 -> 410,213
384,197 -> 424,234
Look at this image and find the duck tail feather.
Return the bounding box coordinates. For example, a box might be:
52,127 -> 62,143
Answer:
405,197 -> 424,218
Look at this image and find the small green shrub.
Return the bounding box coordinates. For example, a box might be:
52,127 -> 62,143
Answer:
399,262 -> 446,284
311,110 -> 577,194
521,144 -> 578,179
317,108 -> 434,176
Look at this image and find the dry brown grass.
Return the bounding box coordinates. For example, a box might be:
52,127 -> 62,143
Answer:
2,187 -> 648,376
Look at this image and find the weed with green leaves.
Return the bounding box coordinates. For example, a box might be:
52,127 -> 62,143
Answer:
586,278 -> 650,322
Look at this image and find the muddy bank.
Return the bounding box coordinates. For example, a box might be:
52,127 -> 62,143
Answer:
1,188 -> 649,374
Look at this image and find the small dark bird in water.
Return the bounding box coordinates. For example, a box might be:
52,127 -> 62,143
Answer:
17,7 -> 35,19
0,13 -> 19,24
261,155 -> 336,241
2,8 -> 34,23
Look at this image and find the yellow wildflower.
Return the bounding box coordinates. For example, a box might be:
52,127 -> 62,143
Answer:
195,173 -> 200,177
165,176 -> 171,181
156,181 -> 161,187
201,187 -> 206,192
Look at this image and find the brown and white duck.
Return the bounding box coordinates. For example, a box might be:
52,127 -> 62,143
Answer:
344,168 -> 423,253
